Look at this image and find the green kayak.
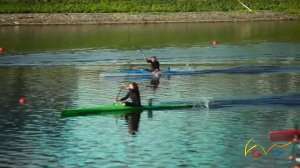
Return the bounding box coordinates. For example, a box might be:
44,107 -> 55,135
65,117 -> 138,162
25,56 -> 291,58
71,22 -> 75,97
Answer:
61,104 -> 194,117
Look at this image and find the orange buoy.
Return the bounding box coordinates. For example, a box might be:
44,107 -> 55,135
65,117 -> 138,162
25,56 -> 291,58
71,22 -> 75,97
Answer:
19,98 -> 27,104
0,47 -> 3,54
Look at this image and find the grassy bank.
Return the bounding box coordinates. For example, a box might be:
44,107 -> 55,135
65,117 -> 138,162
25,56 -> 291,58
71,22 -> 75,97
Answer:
0,0 -> 300,14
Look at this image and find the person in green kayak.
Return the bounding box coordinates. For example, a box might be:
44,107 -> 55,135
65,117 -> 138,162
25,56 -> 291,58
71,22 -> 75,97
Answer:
115,82 -> 141,107
145,56 -> 160,72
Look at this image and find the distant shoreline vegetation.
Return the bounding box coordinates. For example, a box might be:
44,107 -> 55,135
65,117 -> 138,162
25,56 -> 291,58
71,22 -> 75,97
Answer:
0,0 -> 300,14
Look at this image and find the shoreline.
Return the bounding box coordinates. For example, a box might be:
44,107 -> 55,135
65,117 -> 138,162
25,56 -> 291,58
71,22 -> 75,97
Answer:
0,11 -> 299,25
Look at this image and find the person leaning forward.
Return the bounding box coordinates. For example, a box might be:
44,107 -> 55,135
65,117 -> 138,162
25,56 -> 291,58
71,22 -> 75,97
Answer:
145,56 -> 160,72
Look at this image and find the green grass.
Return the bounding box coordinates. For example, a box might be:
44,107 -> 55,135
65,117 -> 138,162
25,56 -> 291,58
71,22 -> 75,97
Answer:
0,0 -> 299,14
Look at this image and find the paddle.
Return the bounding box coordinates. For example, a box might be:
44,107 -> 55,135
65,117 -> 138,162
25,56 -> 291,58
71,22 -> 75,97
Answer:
139,48 -> 149,67
138,48 -> 145,56
113,86 -> 123,106
148,98 -> 153,106
139,48 -> 153,73
186,64 -> 192,70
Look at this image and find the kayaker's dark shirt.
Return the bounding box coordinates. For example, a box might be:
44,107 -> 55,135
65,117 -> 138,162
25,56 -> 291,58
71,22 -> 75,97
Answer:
146,59 -> 160,72
119,89 -> 141,106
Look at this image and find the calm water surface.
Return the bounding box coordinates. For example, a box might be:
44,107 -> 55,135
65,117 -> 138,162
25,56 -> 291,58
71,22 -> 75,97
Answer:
0,21 -> 300,168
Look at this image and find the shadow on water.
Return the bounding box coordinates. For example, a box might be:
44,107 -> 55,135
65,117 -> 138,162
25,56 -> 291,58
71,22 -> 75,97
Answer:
160,93 -> 300,110
207,65 -> 300,75
101,65 -> 300,79
209,93 -> 300,109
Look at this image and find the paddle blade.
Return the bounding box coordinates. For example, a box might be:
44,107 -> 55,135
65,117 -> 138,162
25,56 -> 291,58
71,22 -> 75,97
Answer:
138,48 -> 145,56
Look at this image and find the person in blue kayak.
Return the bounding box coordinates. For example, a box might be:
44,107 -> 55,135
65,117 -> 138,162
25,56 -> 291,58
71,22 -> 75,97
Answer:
115,82 -> 141,107
145,56 -> 160,72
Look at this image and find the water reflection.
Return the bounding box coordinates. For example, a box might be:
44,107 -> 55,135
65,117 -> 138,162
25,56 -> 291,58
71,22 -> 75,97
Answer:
0,67 -> 78,119
123,111 -> 142,135
149,77 -> 160,90
0,67 -> 78,160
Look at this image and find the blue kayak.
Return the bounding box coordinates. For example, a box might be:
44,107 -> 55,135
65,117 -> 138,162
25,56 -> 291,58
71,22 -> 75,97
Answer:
100,69 -> 204,77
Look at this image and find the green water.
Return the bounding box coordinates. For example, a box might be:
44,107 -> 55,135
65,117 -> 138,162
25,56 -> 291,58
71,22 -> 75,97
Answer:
1,21 -> 300,54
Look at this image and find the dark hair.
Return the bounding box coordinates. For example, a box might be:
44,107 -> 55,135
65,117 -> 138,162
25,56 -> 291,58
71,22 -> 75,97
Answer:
151,56 -> 157,59
131,82 -> 139,91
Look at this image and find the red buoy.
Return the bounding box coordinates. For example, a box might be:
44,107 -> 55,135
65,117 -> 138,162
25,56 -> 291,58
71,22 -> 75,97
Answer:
19,98 -> 27,104
0,47 -> 3,54
212,40 -> 218,45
